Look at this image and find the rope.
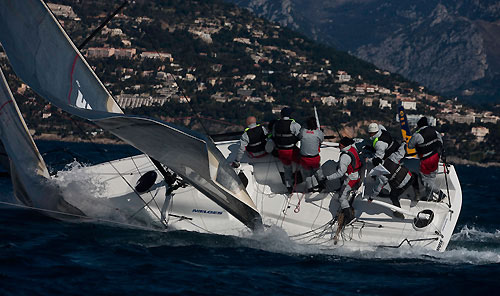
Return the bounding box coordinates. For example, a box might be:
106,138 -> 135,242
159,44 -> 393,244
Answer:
129,156 -> 163,216
0,200 -> 163,232
139,26 -> 214,141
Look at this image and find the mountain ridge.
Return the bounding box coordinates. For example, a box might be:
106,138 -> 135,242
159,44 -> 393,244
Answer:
226,0 -> 500,102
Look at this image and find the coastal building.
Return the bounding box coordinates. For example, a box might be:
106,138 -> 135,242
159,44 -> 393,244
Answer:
444,114 -> 476,124
379,99 -> 391,109
87,47 -> 115,58
140,52 -> 173,62
336,71 -> 351,82
116,94 -> 169,109
363,97 -> 373,107
471,127 -> 489,142
406,115 -> 437,128
47,3 -> 77,19
401,98 -> 417,110
321,96 -> 337,106
114,48 -> 136,59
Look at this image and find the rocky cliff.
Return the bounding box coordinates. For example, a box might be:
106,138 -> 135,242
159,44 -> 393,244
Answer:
227,0 -> 500,102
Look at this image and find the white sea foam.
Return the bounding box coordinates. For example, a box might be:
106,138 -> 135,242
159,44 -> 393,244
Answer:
451,225 -> 500,242
51,162 -> 132,224
231,223 -> 500,265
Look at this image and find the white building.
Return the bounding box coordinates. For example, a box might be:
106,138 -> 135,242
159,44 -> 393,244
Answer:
321,96 -> 337,106
406,115 -> 437,128
115,94 -> 169,109
336,71 -> 351,82
401,99 -> 417,110
140,52 -> 173,61
445,114 -> 475,124
363,97 -> 373,107
87,47 -> 115,58
379,99 -> 391,109
471,127 -> 489,142
114,48 -> 136,59
47,3 -> 77,19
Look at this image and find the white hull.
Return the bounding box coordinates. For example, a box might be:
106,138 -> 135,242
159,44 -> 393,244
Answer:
75,140 -> 462,252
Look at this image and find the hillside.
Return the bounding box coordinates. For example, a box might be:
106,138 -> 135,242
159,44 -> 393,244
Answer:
0,0 -> 499,163
226,0 -> 500,103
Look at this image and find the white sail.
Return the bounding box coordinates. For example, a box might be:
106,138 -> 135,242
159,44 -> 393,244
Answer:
0,67 -> 84,216
0,0 -> 261,230
94,116 -> 261,229
0,0 -> 122,117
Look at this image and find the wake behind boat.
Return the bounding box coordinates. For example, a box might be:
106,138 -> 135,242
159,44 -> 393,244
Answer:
0,0 -> 461,252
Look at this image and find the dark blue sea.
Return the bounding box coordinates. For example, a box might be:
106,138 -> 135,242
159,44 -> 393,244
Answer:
1,141 -> 499,295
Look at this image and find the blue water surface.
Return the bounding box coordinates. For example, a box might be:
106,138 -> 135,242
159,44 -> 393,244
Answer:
0,141 -> 499,295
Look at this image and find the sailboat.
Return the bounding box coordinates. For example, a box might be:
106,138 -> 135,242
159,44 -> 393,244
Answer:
0,0 -> 461,251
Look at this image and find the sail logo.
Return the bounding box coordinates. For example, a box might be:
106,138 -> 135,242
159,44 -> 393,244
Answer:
192,209 -> 223,215
75,80 -> 92,110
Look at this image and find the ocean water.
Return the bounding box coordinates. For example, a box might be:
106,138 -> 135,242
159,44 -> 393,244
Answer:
1,141 -> 499,295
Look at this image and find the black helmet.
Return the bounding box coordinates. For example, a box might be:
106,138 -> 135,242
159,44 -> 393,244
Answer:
281,107 -> 292,117
417,117 -> 428,128
339,137 -> 354,147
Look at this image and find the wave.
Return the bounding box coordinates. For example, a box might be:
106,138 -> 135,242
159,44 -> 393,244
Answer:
451,225 -> 500,242
201,224 -> 500,265
2,163 -> 499,266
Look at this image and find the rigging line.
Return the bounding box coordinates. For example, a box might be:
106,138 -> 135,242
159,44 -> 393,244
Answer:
46,103 -> 167,228
130,156 -> 163,211
77,1 -> 130,50
103,157 -> 168,228
127,186 -> 161,220
2,200 -> 214,235
0,200 -> 167,233
139,26 -> 214,142
190,191 -> 211,231
442,162 -> 452,209
288,218 -> 336,238
24,4 -> 172,213
48,0 -> 171,196
379,237 -> 439,249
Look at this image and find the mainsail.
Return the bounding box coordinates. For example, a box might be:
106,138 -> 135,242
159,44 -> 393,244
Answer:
0,0 -> 122,118
0,0 -> 262,230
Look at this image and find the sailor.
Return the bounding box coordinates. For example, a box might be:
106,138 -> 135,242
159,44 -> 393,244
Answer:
231,116 -> 268,168
407,117 -> 444,200
272,107 -> 301,193
298,117 -> 324,192
321,137 -> 361,225
367,122 -> 406,166
370,158 -> 417,219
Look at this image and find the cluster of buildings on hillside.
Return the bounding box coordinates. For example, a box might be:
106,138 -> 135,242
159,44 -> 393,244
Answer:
12,3 -> 496,144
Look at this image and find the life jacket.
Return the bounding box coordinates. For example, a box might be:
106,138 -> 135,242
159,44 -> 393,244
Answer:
274,119 -> 298,149
415,126 -> 441,160
342,145 -> 362,175
383,159 -> 410,189
245,124 -> 267,153
373,129 -> 399,159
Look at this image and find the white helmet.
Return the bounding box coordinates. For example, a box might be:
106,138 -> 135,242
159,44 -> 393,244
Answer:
368,123 -> 379,133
